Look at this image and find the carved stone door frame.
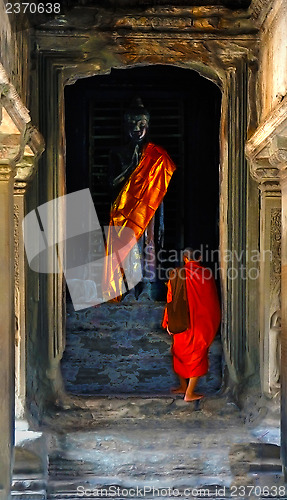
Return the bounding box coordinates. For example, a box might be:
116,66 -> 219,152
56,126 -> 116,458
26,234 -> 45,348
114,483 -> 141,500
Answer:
0,62 -> 43,500
33,6 -> 259,406
246,99 -> 287,476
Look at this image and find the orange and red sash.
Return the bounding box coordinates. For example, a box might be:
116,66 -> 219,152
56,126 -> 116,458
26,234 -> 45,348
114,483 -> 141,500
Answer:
103,142 -> 176,300
110,142 -> 176,239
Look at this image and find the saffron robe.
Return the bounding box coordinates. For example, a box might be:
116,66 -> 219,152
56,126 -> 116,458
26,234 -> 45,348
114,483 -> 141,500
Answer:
162,261 -> 221,378
104,142 -> 176,300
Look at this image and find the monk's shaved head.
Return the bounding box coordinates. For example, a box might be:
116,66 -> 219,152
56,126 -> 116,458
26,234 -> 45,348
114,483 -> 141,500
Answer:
183,247 -> 202,262
182,247 -> 194,261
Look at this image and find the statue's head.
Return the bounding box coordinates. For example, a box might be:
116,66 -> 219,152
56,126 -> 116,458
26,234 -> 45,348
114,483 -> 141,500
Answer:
124,97 -> 150,143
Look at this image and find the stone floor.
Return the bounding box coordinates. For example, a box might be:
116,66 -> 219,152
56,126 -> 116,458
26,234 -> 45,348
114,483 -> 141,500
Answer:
12,301 -> 285,499
12,391 -> 285,500
61,301 -> 223,395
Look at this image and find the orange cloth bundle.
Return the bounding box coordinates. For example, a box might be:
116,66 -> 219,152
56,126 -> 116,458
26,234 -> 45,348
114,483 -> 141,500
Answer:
104,142 -> 176,300
110,142 -> 176,239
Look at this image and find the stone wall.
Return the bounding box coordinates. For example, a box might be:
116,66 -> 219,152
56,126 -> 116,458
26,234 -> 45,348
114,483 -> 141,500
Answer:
246,0 -> 287,475
258,0 -> 287,120
0,2 -> 30,107
0,0 -> 263,420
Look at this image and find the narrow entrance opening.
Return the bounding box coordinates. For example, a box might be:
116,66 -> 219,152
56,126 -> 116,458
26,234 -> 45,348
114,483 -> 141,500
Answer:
62,65 -> 222,396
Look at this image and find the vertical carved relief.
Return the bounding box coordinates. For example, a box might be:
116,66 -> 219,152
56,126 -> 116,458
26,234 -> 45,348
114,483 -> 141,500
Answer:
14,203 -> 20,349
270,209 -> 281,280
14,189 -> 28,418
14,198 -> 25,418
269,208 -> 281,391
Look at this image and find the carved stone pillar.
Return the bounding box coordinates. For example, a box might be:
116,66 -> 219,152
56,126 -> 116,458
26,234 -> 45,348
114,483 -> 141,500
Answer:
13,183 -> 25,419
0,64 -> 43,499
264,137 -> 287,477
221,59 -> 250,389
246,98 -> 287,477
14,155 -> 41,419
258,181 -> 281,396
281,167 -> 287,480
0,160 -> 16,500
0,101 -> 25,499
36,55 -> 66,406
279,166 -> 287,478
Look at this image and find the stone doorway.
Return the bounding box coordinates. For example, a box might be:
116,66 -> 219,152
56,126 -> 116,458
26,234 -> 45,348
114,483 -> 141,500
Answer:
61,65 -> 222,396
32,9 -> 258,415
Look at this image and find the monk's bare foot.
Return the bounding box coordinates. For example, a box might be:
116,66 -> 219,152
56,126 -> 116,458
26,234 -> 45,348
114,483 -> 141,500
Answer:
184,393 -> 204,402
171,386 -> 187,394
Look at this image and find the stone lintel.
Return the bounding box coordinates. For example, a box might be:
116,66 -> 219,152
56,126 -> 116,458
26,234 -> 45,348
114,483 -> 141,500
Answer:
246,96 -> 287,183
34,5 -> 257,35
35,32 -> 258,92
113,10 -> 256,34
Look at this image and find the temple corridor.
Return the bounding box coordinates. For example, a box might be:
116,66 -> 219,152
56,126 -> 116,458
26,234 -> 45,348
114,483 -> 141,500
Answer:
2,0 -> 287,498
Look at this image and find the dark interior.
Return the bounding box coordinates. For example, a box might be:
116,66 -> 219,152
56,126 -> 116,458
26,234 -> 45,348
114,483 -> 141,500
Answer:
65,65 -> 221,278
62,65 -> 222,395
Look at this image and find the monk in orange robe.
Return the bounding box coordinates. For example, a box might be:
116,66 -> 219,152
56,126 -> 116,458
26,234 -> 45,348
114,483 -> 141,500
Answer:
162,248 -> 221,401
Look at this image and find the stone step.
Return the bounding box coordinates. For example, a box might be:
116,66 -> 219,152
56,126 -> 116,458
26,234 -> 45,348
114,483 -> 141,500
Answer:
45,400 -> 238,499
47,482 -> 232,499
11,476 -> 47,500
230,442 -> 283,474
12,424 -> 48,500
12,494 -> 46,500
15,394 -> 282,500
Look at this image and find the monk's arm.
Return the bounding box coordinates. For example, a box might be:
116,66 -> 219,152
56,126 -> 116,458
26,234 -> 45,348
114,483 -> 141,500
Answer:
162,281 -> 172,329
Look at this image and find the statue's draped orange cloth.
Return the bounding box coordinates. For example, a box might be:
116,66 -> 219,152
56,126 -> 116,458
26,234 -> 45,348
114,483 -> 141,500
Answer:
162,261 -> 221,378
104,142 -> 176,300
